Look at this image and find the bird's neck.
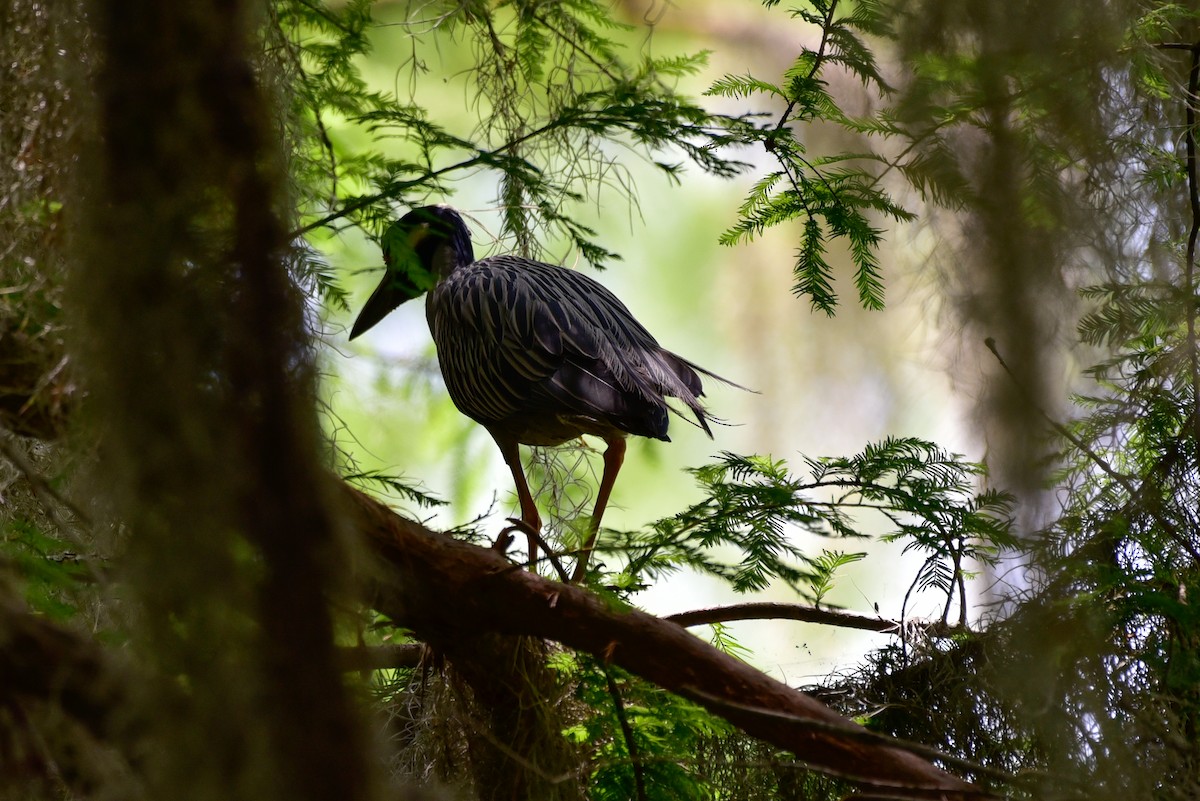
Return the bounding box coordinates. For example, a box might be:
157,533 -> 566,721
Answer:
428,242 -> 464,279
425,228 -> 474,279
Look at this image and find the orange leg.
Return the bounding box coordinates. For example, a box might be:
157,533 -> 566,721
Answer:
494,435 -> 541,567
570,435 -> 626,583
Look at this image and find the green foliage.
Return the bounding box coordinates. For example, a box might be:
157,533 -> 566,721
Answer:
610,439 -> 1013,612
1129,5 -> 1200,102
2,519 -> 87,620
1077,282 -> 1182,349
706,621 -> 754,661
272,0 -> 754,282
343,469 -> 447,508
807,549 -> 865,606
707,0 -> 914,313
561,656 -> 731,801
274,0 -> 918,316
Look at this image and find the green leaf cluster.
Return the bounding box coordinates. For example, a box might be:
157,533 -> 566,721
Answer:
707,0 -> 914,313
2,519 -> 88,621
561,656 -> 731,801
271,0 -> 754,281
609,439 -> 1013,614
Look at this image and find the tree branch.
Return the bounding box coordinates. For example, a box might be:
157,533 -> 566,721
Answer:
344,482 -> 991,800
665,602 -> 963,638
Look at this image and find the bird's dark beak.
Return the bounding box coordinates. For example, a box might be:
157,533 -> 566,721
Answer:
348,270 -> 425,340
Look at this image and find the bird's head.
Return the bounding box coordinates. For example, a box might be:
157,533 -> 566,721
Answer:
349,205 -> 475,340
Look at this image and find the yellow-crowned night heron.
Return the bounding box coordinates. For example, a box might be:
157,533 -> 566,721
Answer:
350,205 -> 725,580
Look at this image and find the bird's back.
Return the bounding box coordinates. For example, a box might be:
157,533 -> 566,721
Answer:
426,255 -> 714,445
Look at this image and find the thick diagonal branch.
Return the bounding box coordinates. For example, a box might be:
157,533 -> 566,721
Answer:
345,483 -> 990,800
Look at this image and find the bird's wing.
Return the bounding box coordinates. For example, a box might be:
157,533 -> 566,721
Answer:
510,260 -> 713,438
428,256 -> 713,438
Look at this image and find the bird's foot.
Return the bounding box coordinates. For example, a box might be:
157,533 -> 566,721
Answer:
491,526 -> 517,554
498,518 -> 570,582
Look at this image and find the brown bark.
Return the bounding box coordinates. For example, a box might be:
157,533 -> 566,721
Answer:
346,483 -> 992,800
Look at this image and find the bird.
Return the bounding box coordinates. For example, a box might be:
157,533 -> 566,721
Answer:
349,205 -> 729,581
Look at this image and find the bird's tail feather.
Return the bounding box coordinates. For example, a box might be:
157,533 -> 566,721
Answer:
673,354 -> 755,394
651,349 -> 755,440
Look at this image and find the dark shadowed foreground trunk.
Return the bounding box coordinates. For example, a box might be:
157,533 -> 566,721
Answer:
65,2 -> 374,800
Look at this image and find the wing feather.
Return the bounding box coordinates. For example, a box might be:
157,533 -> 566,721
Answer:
427,255 -> 715,439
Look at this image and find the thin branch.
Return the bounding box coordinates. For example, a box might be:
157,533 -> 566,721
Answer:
955,554 -> 968,628
272,10 -> 339,209
665,602 -> 963,638
603,667 -> 648,801
289,112 -> 585,238
532,12 -> 624,83
765,0 -> 843,218
293,0 -> 356,35
771,0 -> 840,134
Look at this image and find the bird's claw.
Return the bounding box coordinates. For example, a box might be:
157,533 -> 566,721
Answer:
491,527 -> 516,553
492,517 -> 536,555
499,518 -> 571,582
